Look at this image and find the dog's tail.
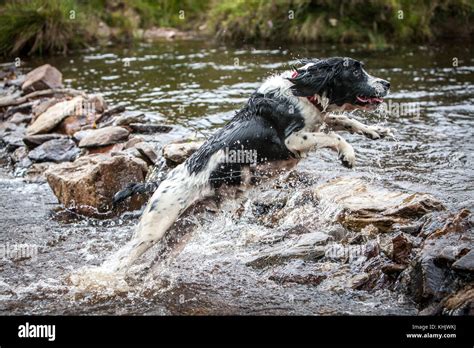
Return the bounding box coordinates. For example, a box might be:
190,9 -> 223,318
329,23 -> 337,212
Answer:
102,150 -> 224,273
112,158 -> 169,208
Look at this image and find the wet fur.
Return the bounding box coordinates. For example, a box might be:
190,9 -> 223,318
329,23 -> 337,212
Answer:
109,57 -> 391,272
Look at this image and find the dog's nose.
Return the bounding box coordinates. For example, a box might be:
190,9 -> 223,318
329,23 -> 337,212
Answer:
379,79 -> 390,90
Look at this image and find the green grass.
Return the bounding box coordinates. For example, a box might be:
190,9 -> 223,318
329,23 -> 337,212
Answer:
206,0 -> 473,48
0,0 -> 87,56
0,0 -> 472,56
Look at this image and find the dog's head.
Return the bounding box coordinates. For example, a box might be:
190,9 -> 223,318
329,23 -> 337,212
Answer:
288,57 -> 390,111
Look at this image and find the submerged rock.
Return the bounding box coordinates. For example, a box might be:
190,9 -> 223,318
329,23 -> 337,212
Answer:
246,231 -> 330,268
21,64 -> 63,93
45,154 -> 148,215
78,126 -> 130,148
314,177 -> 445,232
28,138 -> 80,163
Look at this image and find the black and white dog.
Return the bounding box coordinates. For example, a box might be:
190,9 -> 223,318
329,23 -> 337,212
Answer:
107,57 -> 392,272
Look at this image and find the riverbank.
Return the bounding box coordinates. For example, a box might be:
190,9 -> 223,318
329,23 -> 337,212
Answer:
0,0 -> 473,56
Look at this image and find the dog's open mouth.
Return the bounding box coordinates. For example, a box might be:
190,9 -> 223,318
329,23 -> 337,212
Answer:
355,95 -> 384,105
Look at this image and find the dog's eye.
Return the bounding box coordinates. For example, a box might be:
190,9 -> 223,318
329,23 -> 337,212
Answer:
353,69 -> 361,77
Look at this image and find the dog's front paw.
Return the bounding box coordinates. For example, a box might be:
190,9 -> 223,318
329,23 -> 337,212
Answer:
339,147 -> 356,169
364,126 -> 394,140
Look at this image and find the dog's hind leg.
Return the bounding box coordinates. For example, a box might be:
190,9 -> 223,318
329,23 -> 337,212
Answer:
102,150 -> 225,273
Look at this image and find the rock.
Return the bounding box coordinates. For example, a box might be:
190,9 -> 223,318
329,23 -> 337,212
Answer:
252,190 -> 288,217
55,115 -> 87,135
128,123 -> 173,134
3,100 -> 36,119
27,96 -> 84,135
11,146 -> 28,164
143,27 -> 194,41
441,286 -> 474,315
32,98 -> 59,119
96,104 -> 126,124
53,96 -> 104,135
113,110 -> 145,125
5,75 -> 26,88
9,113 -> 32,124
28,138 -> 80,163
162,141 -> 204,165
96,21 -> 111,39
391,233 -> 413,264
72,129 -> 95,142
0,123 -> 26,151
21,64 -> 63,93
24,162 -> 54,181
123,136 -> 144,149
381,263 -> 407,275
314,177 -> 445,232
246,232 -> 330,268
350,273 -> 370,289
401,209 -> 472,305
23,133 -> 67,149
88,94 -> 107,113
268,261 -> 327,285
134,142 -> 159,165
452,250 -> 474,272
436,245 -> 468,264
78,126 -> 129,148
86,143 -> 124,155
45,154 -> 148,215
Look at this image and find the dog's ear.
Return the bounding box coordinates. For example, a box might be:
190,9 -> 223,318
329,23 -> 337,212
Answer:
288,60 -> 341,97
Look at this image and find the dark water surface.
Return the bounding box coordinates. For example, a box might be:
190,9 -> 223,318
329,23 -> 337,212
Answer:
0,41 -> 472,314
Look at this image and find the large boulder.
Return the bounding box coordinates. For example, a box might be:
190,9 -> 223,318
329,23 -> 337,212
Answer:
314,177 -> 445,232
21,64 -> 63,93
45,154 -> 148,215
26,96 -> 84,135
78,126 -> 130,148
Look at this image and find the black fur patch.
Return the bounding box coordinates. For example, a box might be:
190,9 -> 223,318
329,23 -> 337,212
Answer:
186,92 -> 304,188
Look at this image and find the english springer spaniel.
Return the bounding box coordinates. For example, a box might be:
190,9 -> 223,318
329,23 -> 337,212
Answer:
107,57 -> 392,272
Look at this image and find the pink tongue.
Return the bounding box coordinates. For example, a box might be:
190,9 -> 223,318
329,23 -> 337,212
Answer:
357,96 -> 383,103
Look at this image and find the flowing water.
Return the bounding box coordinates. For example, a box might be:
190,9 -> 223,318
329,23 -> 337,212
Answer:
0,40 -> 472,314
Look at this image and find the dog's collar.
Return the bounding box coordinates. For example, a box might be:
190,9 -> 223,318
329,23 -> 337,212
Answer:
291,70 -> 324,112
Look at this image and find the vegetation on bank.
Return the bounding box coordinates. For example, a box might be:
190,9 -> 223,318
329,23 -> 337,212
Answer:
0,0 -> 472,56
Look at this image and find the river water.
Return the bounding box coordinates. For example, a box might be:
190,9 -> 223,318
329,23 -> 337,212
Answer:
0,41 -> 472,314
